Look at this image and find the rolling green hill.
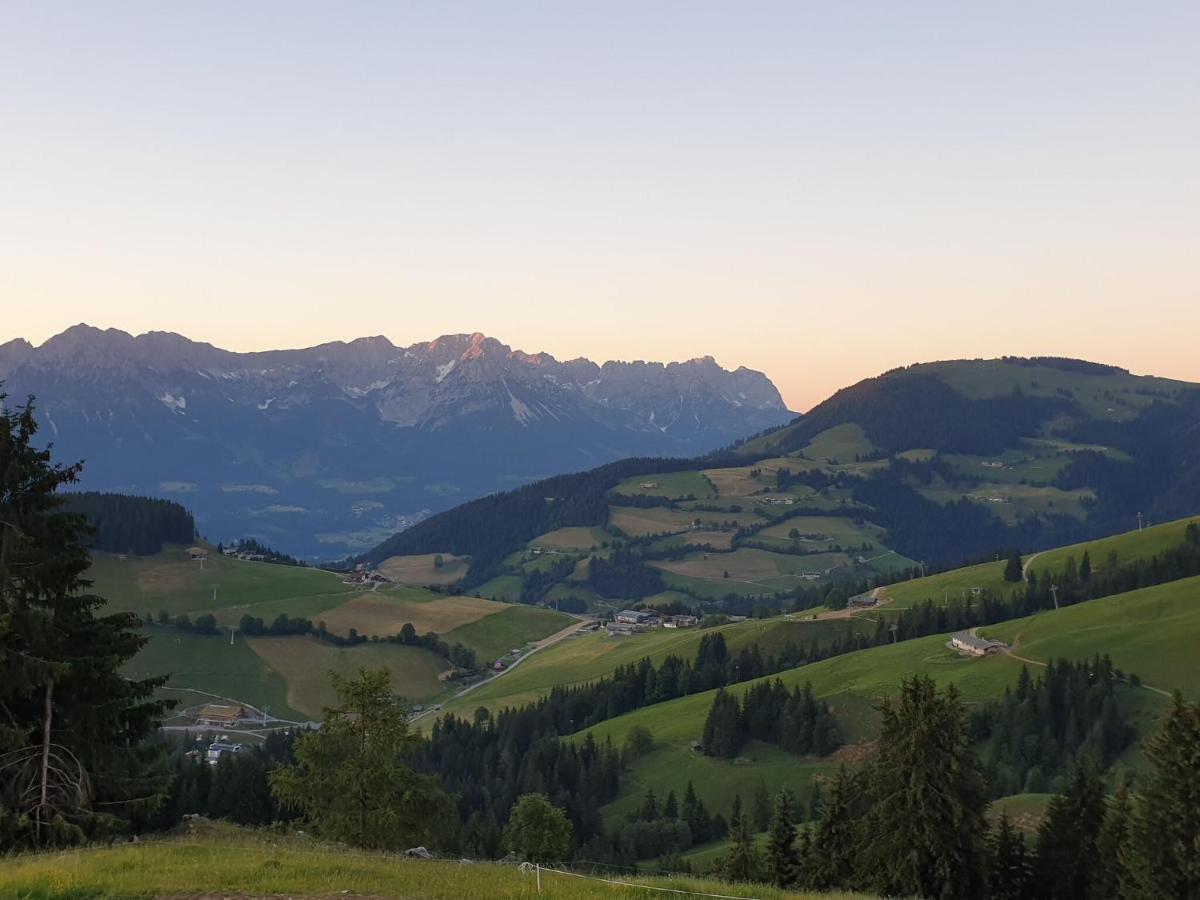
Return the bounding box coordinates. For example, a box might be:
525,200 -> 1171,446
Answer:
981,574 -> 1200,697
426,614 -> 874,726
880,515 -> 1200,609
91,545 -> 574,721
574,571 -> 1189,834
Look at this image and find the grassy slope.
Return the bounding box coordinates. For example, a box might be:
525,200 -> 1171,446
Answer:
378,552 -> 471,586
246,636 -> 449,718
881,515 -> 1200,609
1031,515 -> 1200,574
90,545 -> 357,618
981,575 -> 1200,698
125,628 -> 304,721
318,593 -> 507,636
444,604 -> 574,664
428,617 -> 869,725
98,546 -> 576,720
577,573 -> 1199,826
0,824 -> 870,900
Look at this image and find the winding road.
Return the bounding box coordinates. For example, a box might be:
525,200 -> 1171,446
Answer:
409,615 -> 594,721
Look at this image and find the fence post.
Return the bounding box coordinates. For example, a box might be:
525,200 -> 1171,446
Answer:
536,862 -> 541,893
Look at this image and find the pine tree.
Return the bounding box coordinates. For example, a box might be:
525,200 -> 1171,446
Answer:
752,778 -> 771,831
1121,692 -> 1200,899
0,394 -> 171,850
1033,761 -> 1106,900
639,789 -> 659,822
857,676 -> 988,898
1094,783 -> 1132,900
765,787 -> 800,887
808,766 -> 865,890
1079,551 -> 1092,582
988,812 -> 1031,900
662,789 -> 678,820
701,688 -> 743,758
723,809 -> 761,882
269,668 -> 452,849
729,793 -> 743,833
1004,551 -> 1024,582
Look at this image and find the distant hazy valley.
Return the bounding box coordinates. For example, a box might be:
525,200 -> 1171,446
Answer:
0,325 -> 792,558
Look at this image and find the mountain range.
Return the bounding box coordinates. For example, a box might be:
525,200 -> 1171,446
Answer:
0,324 -> 792,558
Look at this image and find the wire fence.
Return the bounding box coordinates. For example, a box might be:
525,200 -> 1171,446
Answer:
6,836 -> 774,899
533,863 -> 766,899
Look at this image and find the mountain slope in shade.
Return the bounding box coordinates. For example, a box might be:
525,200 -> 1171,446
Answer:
0,324 -> 792,558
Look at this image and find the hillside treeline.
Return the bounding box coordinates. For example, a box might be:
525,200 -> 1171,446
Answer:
972,657 -> 1136,797
62,491 -> 195,555
702,679 -> 840,759
705,678 -> 1200,900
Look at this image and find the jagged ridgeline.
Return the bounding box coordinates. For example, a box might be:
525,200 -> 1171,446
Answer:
61,491 -> 195,555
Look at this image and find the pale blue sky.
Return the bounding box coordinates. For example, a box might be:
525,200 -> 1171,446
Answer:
3,2 -> 1198,408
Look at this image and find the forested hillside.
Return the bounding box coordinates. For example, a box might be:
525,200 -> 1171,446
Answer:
361,357 -> 1200,616
62,491 -> 195,555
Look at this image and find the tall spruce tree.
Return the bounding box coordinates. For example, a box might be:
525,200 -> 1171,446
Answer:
765,787 -> 800,887
723,808 -> 761,882
988,812 -> 1032,900
1094,783 -> 1132,900
1121,692 -> 1200,899
857,676 -> 988,898
807,766 -> 866,890
0,394 -> 170,849
701,688 -> 743,758
1033,761 -> 1106,900
1004,552 -> 1024,582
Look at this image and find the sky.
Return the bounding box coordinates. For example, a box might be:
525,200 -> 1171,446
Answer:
2,2 -> 1198,411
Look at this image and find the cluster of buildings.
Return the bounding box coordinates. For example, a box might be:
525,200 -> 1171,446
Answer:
606,609 -> 699,636
221,546 -> 268,562
754,495 -> 796,506
342,565 -> 391,586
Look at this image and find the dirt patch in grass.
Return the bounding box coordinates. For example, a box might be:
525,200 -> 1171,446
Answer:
829,740 -> 877,766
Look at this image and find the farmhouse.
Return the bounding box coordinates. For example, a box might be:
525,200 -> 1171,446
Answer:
950,631 -> 1003,656
187,546 -> 208,561
847,593 -> 878,608
196,704 -> 246,727
606,623 -> 638,637
615,609 -> 652,625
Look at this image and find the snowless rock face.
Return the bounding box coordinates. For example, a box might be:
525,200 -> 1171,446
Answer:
0,325 -> 792,558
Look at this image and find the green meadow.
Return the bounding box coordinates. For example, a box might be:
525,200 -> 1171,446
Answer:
0,823 -> 870,900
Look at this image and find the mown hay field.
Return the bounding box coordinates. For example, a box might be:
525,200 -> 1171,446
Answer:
318,593 -> 507,637
378,552 -> 470,586
246,636 -> 449,717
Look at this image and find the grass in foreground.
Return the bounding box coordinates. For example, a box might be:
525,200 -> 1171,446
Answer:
0,825 -> 871,899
